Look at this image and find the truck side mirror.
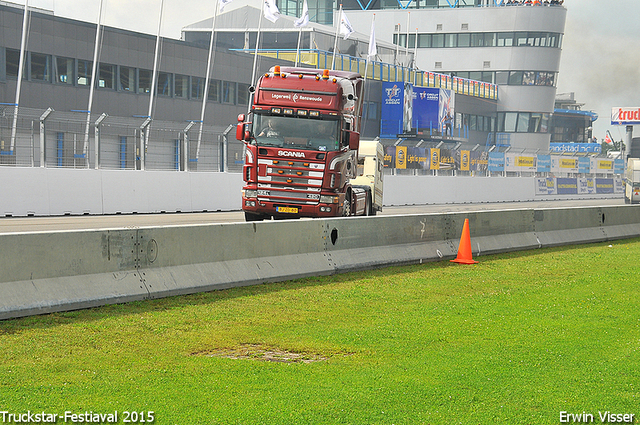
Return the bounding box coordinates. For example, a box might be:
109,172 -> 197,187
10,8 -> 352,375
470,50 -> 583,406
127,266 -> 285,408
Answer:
347,131 -> 359,151
236,123 -> 244,141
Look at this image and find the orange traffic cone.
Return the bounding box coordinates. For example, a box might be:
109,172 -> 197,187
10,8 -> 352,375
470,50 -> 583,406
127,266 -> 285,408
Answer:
450,218 -> 478,264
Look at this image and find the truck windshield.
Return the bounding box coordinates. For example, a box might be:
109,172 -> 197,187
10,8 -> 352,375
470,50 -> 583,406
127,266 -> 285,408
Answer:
253,114 -> 340,152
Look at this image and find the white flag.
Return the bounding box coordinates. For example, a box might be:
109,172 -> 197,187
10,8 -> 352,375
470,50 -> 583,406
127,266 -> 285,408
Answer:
339,10 -> 354,40
367,18 -> 377,59
294,0 -> 309,28
219,0 -> 235,12
263,0 -> 280,23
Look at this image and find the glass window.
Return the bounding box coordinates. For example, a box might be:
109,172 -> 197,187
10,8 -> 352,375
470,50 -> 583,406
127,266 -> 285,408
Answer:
469,71 -> 482,81
222,81 -> 236,104
119,66 -> 135,92
508,71 -> 523,85
497,32 -> 514,47
418,34 -> 431,48
408,34 -> 417,49
191,77 -> 204,100
77,60 -> 92,86
138,69 -> 152,94
470,33 -> 484,47
469,115 -> 477,131
30,53 -> 51,82
530,113 -> 542,133
504,112 -> 518,132
175,74 -> 188,98
517,113 -> 530,133
523,71 -> 536,85
157,72 -> 172,96
457,33 -> 470,47
495,71 -> 509,85
548,33 -> 558,48
516,32 -> 528,46
55,57 -> 74,84
98,63 -> 115,89
208,79 -> 220,102
484,32 -> 496,47
238,83 -> 250,105
431,34 -> 444,48
444,33 -> 456,48
367,102 -> 378,120
6,48 -> 21,78
481,72 -> 493,84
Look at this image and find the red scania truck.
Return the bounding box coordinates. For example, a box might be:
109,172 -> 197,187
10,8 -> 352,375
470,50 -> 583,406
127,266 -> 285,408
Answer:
236,66 -> 383,221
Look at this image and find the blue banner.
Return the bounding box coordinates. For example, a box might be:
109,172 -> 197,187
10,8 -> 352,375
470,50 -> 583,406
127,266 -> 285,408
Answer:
578,157 -> 591,174
488,152 -> 505,172
412,87 -> 440,132
557,178 -> 578,194
381,82 -> 405,138
596,178 -> 614,194
537,155 -> 551,173
614,159 -> 624,174
550,143 -> 601,154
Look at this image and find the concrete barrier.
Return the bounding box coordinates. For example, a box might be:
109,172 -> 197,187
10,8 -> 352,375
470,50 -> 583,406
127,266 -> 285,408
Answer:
1,205 -> 640,320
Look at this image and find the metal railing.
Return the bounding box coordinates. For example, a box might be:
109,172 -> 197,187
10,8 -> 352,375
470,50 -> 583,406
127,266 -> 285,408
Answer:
0,106 -> 240,172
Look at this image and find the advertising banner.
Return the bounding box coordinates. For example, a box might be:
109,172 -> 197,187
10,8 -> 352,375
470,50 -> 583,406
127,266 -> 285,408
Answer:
557,178 -> 578,194
578,178 -> 596,194
406,147 -> 429,169
381,82 -> 404,138
430,148 -> 440,170
611,107 -> 640,125
578,157 -> 591,174
383,146 -> 395,168
488,152 -> 505,172
614,176 -> 624,193
460,150 -> 470,171
614,159 -> 624,174
559,158 -> 578,174
506,154 -> 536,172
395,146 -> 407,169
537,155 -> 551,173
596,178 -> 614,194
535,177 -> 556,195
597,159 -> 614,173
550,143 -> 601,154
412,87 -> 440,132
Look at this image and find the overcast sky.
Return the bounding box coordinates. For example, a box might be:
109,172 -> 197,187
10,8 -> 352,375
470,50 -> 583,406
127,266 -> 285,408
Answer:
18,0 -> 640,142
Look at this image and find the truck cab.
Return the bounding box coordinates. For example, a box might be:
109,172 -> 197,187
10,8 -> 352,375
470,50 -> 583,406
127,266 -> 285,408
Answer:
624,158 -> 640,204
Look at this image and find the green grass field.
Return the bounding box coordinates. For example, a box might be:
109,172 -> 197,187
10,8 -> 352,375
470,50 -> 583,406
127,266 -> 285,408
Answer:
1,239 -> 639,424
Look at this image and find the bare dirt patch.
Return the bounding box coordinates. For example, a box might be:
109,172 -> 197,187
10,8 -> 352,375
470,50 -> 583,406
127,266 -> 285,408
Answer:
193,343 -> 330,364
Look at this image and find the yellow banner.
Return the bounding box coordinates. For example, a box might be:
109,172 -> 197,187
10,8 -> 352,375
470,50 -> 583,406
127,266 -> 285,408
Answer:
395,146 -> 407,169
598,160 -> 613,170
560,159 -> 577,169
460,150 -> 470,171
517,156 -> 535,167
430,148 -> 440,170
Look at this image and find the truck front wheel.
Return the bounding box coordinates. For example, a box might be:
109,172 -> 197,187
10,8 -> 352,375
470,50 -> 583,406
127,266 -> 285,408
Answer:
342,191 -> 352,217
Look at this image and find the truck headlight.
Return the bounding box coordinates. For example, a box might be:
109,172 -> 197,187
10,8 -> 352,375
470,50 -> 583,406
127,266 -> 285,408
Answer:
244,189 -> 257,198
320,195 -> 338,204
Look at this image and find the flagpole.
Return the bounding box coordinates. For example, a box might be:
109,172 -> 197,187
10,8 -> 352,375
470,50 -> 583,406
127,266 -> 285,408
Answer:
249,3 -> 264,113
10,0 -> 29,156
295,26 -> 302,67
196,1 -> 220,166
413,26 -> 418,84
405,11 -> 410,81
81,0 -> 104,167
359,14 -> 374,133
331,4 -> 342,70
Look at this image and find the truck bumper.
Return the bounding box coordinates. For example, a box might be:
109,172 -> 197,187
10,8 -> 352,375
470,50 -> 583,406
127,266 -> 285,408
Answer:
242,197 -> 341,219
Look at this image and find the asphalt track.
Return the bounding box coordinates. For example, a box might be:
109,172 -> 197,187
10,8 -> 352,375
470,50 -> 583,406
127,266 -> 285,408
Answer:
0,198 -> 623,234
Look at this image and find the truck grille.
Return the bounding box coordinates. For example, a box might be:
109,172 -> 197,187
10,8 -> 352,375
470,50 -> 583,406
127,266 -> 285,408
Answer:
257,158 -> 325,204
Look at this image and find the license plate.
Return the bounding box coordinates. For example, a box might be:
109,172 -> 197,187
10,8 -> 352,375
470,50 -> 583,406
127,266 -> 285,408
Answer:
276,206 -> 298,214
